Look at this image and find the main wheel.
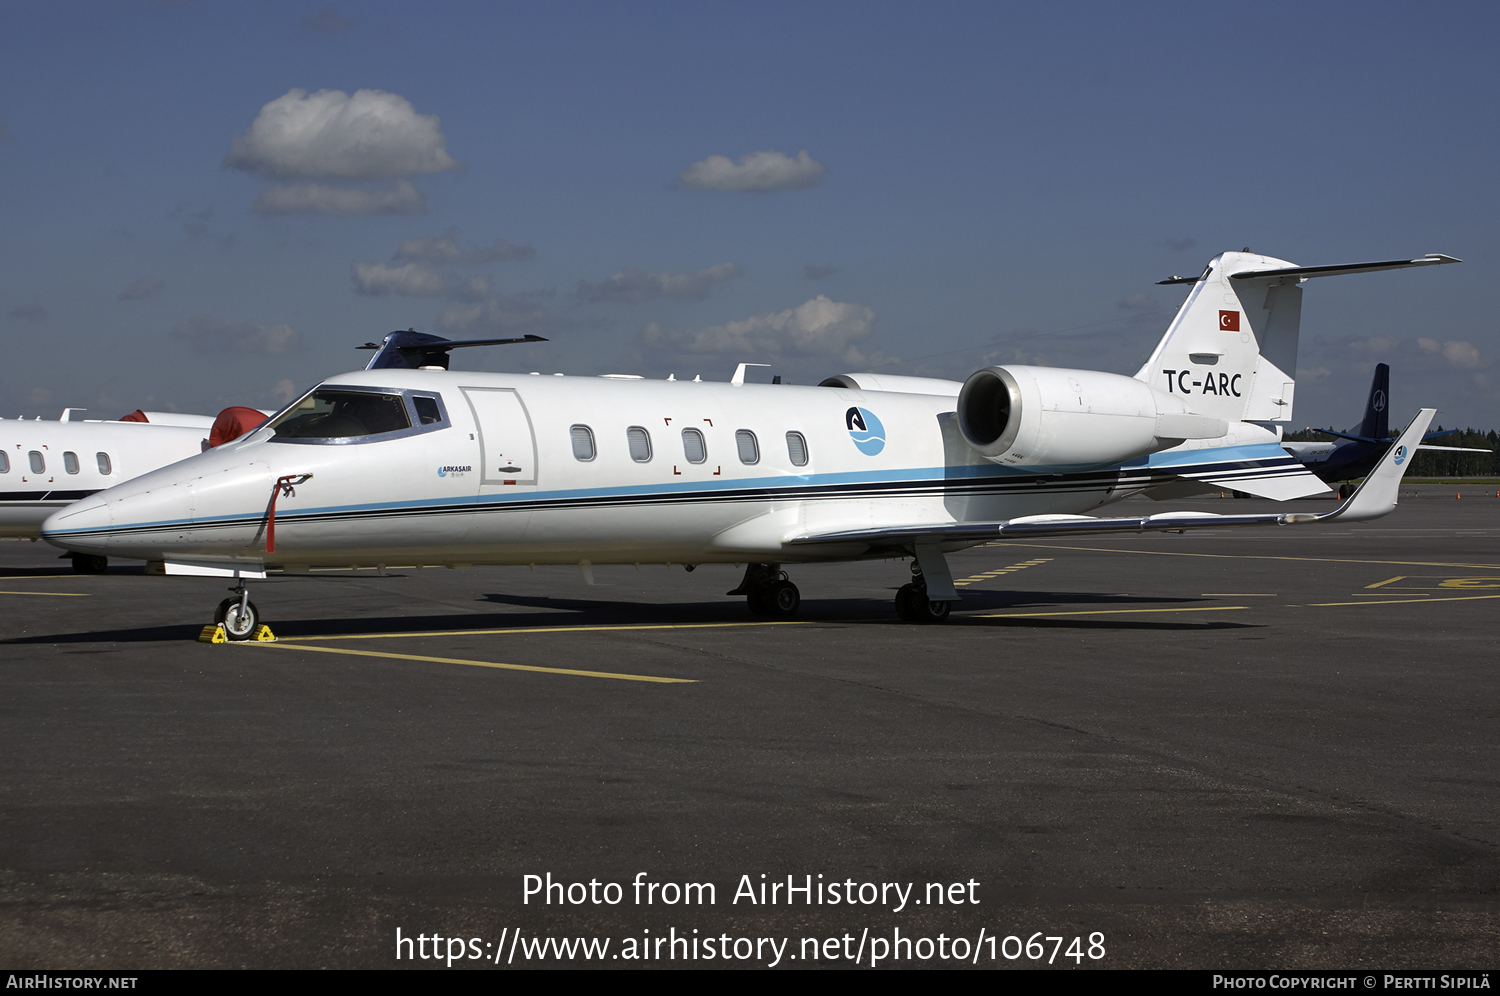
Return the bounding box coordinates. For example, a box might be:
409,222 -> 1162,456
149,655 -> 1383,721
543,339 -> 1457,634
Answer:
917,598 -> 952,623
1337,483 -> 1353,500
896,583 -> 951,624
214,597 -> 260,641
765,579 -> 800,617
895,583 -> 920,621
746,586 -> 771,615
70,554 -> 107,574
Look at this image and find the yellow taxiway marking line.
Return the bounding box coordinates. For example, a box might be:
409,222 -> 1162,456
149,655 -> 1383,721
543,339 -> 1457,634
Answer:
276,620 -> 813,643
0,590 -> 90,596
1307,594 -> 1500,608
978,605 -> 1249,619
1366,576 -> 1406,588
991,542 -> 1500,571
954,558 -> 1053,586
0,575 -> 96,581
243,642 -> 695,683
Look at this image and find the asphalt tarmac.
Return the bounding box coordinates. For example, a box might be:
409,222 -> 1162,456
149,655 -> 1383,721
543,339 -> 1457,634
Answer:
2,485 -> 1497,969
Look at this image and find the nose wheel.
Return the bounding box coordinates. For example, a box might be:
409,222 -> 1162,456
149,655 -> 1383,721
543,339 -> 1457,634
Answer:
214,582 -> 261,641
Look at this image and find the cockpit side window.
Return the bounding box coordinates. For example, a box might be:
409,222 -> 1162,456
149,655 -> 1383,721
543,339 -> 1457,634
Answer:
413,396 -> 442,425
269,390 -> 412,441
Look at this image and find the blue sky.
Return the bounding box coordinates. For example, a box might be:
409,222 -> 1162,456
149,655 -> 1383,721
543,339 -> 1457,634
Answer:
1,0 -> 1495,429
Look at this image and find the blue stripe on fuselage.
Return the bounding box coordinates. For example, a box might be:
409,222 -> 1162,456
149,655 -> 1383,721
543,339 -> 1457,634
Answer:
47,444 -> 1295,537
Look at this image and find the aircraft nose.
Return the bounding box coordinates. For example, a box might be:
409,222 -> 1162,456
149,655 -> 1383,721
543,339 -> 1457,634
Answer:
41,496 -> 112,554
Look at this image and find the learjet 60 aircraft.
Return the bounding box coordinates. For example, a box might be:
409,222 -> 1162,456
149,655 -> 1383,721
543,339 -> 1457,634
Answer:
41,250 -> 1456,637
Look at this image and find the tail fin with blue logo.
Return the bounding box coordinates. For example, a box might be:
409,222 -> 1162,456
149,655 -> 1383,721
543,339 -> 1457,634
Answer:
1355,363 -> 1390,441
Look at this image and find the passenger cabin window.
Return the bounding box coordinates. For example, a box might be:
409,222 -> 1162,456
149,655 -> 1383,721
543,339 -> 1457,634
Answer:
571,425 -> 596,461
97,452 -> 112,475
63,451 -> 79,474
413,396 -> 442,425
786,432 -> 809,467
627,426 -> 652,462
0,451 -> 8,473
735,430 -> 759,465
681,428 -> 707,464
269,390 -> 411,441
29,451 -> 44,473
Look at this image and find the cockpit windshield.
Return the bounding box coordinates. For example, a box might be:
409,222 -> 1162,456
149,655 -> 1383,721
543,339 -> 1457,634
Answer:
270,389 -> 412,441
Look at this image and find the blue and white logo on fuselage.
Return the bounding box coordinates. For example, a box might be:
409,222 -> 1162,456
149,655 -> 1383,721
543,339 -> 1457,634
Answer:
846,407 -> 885,456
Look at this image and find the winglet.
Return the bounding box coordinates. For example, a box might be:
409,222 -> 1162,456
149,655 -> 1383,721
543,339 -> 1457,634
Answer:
1319,408 -> 1436,522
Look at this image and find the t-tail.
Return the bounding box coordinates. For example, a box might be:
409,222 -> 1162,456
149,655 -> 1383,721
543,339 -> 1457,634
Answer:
1136,251 -> 1459,426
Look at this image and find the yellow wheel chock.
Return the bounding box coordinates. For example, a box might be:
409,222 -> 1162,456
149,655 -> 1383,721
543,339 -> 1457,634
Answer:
198,623 -> 276,643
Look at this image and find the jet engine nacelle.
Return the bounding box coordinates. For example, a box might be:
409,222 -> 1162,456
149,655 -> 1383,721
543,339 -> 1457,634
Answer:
956,365 -> 1227,468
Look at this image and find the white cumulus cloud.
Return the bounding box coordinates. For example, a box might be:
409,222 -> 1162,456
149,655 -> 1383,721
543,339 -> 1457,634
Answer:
1418,337 -> 1482,368
641,295 -> 875,363
251,180 -> 425,216
577,263 -> 743,303
172,315 -> 304,355
676,150 -> 825,192
393,231 -> 535,265
224,88 -> 459,182
352,262 -> 489,300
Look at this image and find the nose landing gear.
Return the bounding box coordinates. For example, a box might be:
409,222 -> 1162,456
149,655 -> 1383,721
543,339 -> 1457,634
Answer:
214,581 -> 261,641
728,563 -> 801,617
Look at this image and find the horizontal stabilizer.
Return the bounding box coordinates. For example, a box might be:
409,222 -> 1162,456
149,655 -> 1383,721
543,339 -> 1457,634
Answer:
360,331 -> 549,370
1229,254 -> 1460,282
1184,466 -> 1331,500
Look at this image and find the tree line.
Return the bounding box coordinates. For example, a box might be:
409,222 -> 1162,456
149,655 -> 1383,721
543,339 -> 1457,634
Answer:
1282,427 -> 1500,478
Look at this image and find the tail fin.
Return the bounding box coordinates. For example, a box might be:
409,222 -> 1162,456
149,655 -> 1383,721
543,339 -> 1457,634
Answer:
1354,363 -> 1390,440
1135,250 -> 1304,424
1136,251 -> 1458,426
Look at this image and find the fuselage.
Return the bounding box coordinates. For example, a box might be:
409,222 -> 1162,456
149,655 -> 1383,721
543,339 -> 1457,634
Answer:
1,418 -> 209,538
1281,438 -> 1385,484
40,368 -> 1291,569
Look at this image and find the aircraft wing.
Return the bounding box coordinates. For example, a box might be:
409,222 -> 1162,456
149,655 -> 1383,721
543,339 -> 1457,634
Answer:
788,408 -> 1436,548
1416,445 -> 1492,453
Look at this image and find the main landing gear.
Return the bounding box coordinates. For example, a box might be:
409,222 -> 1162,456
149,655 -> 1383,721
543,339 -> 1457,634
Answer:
895,561 -> 952,624
728,563 -> 801,617
68,553 -> 108,574
214,580 -> 261,641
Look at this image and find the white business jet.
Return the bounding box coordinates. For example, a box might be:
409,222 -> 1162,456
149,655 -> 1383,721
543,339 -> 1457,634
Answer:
2,407 -> 270,571
40,250 -> 1455,636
